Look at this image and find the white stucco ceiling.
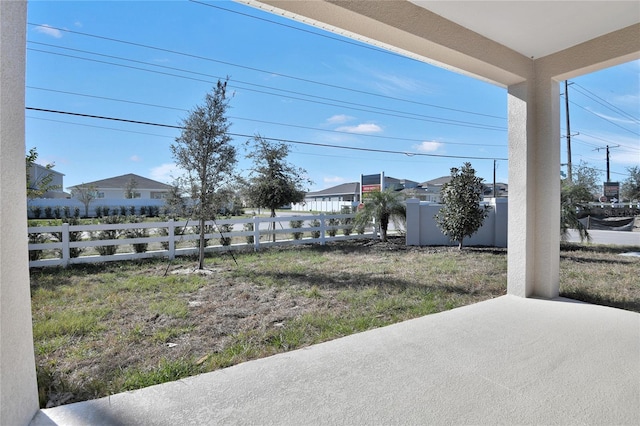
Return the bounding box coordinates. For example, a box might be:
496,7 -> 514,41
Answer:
409,1 -> 640,59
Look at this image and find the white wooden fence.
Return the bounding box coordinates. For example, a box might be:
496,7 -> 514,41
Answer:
28,214 -> 375,268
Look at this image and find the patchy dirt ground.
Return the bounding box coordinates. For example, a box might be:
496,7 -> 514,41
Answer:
32,238 -> 548,407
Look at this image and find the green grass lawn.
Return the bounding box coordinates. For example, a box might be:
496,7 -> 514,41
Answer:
30,239 -> 639,408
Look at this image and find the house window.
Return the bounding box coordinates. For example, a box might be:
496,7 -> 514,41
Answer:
151,192 -> 166,199
97,192 -> 105,199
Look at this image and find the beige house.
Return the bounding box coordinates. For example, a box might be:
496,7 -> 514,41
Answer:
1,2 -> 638,424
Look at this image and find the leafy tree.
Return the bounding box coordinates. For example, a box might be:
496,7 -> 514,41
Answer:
25,147 -> 60,199
621,166 -> 640,201
434,162 -> 489,249
171,80 -> 237,269
561,183 -> 590,242
124,176 -> 138,199
560,161 -> 599,242
72,184 -> 97,218
164,181 -> 186,219
244,135 -> 311,241
569,161 -> 601,201
354,188 -> 406,242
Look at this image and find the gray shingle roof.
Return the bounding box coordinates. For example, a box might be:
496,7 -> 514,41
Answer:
306,182 -> 360,197
70,173 -> 172,190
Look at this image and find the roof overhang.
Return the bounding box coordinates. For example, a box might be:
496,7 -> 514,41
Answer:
236,1 -> 640,87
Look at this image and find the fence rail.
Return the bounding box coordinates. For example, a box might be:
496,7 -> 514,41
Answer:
28,214 -> 375,268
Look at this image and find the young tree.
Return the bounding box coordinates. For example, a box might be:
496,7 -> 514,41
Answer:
560,161 -> 599,242
434,162 -> 489,249
354,188 -> 406,242
124,176 -> 138,199
561,184 -> 590,242
171,80 -> 237,269
570,161 -> 601,201
72,184 -> 97,218
244,135 -> 311,241
164,181 -> 186,219
621,166 -> 640,201
25,147 -> 60,199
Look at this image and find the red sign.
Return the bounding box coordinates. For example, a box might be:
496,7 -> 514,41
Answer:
362,184 -> 381,193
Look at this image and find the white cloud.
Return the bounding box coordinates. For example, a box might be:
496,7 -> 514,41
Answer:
149,163 -> 180,183
323,176 -> 345,184
587,108 -> 640,125
413,141 -> 443,152
74,21 -> 83,28
130,155 -> 141,162
326,114 -> 354,125
34,24 -> 63,39
335,123 -> 382,134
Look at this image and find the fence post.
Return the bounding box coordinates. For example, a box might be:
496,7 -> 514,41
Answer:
61,222 -> 70,267
168,219 -> 175,260
319,213 -> 326,245
253,216 -> 260,251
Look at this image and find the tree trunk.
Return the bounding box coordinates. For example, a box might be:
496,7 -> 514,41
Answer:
458,238 -> 464,250
270,208 -> 276,243
198,217 -> 205,269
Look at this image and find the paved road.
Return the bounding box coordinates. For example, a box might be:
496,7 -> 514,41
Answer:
565,229 -> 640,246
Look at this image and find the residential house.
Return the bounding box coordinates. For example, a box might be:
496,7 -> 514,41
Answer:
27,163 -> 67,199
291,182 -> 361,212
68,173 -> 172,200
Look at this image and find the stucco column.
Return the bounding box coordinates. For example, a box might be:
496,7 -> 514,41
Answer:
507,72 -> 561,298
0,1 -> 40,424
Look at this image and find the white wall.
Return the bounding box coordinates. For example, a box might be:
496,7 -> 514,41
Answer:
406,198 -> 508,247
291,200 -> 356,212
0,1 -> 40,424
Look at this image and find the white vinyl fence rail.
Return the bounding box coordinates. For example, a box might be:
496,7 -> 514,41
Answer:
28,214 -> 376,268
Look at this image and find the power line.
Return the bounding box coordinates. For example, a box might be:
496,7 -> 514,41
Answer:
27,86 -> 507,148
564,98 -> 640,137
26,107 -> 507,161
26,22 -> 505,120
570,81 -> 640,124
27,46 -> 507,132
188,0 -> 399,58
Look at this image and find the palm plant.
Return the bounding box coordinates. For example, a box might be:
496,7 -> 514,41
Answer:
354,188 -> 406,242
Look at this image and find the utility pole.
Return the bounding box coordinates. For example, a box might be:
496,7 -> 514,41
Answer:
564,80 -> 573,183
595,144 -> 620,182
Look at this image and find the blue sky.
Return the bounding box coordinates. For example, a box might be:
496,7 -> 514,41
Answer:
26,1 -> 639,193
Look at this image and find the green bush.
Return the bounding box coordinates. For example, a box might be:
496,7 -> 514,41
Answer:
310,219 -> 321,239
125,217 -> 149,253
341,216 -> 353,236
92,216 -> 124,256
44,206 -> 53,219
289,218 -> 304,240
31,206 -> 42,219
218,223 -> 233,246
243,222 -> 254,244
28,221 -> 47,261
327,216 -> 338,237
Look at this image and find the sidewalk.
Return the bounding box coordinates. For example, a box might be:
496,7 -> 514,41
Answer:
31,295 -> 640,425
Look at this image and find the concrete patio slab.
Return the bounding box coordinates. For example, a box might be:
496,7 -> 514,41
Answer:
31,295 -> 640,425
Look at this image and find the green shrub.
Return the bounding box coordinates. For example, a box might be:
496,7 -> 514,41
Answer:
32,206 -> 42,219
327,216 -> 338,237
73,207 -> 80,218
44,206 -> 53,219
341,216 -> 353,236
129,206 -> 136,216
63,206 -> 71,219
310,219 -> 321,239
243,222 -> 254,244
125,217 -> 149,253
28,221 -> 47,261
218,223 -> 233,246
92,216 -> 124,256
289,218 -> 304,240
